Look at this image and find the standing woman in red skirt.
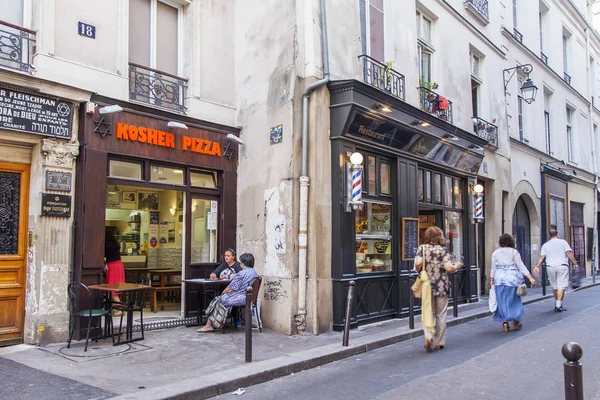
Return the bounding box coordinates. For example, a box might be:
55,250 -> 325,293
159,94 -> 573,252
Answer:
104,227 -> 125,305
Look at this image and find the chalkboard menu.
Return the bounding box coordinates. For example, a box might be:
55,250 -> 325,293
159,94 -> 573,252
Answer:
0,87 -> 73,139
402,217 -> 419,260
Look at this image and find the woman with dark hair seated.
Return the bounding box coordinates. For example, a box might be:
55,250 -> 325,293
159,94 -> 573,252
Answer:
198,252 -> 258,332
491,233 -> 536,332
209,248 -> 241,280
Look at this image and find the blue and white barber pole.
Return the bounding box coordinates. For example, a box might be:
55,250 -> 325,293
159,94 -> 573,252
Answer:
349,164 -> 363,209
474,192 -> 484,223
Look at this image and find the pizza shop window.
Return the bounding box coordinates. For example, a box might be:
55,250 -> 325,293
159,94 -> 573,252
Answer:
150,165 -> 184,185
191,170 -> 218,189
109,159 -> 143,180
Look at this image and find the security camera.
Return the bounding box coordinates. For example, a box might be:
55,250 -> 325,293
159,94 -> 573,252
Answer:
227,133 -> 244,145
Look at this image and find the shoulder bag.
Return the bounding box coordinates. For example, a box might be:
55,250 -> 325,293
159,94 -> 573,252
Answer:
514,249 -> 528,297
411,245 -> 425,298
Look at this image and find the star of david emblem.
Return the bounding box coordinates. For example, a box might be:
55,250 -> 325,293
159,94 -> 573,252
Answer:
93,117 -> 112,138
57,103 -> 71,117
222,141 -> 235,160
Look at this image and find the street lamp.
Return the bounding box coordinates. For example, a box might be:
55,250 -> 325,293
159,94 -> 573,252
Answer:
503,64 -> 538,104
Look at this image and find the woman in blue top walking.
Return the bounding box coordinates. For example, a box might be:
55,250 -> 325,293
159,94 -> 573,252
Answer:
198,252 -> 258,332
490,234 -> 536,332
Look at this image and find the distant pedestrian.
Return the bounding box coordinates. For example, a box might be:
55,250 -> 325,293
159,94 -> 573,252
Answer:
490,234 -> 536,332
533,229 -> 579,312
414,226 -> 461,352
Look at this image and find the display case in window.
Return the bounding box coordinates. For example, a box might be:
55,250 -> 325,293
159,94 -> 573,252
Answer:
355,201 -> 392,273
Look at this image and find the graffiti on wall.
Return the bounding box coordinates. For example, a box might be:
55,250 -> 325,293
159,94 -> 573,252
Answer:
263,279 -> 288,303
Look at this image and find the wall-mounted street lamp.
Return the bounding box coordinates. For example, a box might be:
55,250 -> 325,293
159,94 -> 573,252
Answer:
503,64 -> 538,104
346,152 -> 364,212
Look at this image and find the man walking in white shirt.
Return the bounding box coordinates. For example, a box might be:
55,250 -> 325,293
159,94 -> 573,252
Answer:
533,229 -> 579,312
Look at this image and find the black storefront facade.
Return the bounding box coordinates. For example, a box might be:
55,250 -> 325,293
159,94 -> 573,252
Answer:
329,80 -> 488,330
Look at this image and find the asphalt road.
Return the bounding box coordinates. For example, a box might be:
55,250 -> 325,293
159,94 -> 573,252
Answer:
220,286 -> 600,400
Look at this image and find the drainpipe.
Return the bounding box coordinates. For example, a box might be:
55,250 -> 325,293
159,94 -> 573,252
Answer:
586,28 -> 599,279
295,0 -> 330,335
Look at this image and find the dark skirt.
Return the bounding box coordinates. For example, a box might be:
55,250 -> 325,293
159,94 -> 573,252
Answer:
493,285 -> 523,323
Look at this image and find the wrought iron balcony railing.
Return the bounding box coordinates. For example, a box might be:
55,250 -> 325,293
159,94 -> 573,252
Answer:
129,63 -> 188,113
563,72 -> 571,86
513,28 -> 523,43
0,20 -> 36,73
540,52 -> 548,65
418,87 -> 453,123
464,0 -> 489,21
472,117 -> 498,148
358,54 -> 405,101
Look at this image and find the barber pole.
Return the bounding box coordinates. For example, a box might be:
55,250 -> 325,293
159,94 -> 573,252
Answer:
348,164 -> 363,210
474,193 -> 484,222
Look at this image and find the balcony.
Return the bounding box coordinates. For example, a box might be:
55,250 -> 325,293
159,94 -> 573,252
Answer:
563,72 -> 571,86
513,28 -> 523,43
540,52 -> 548,65
418,87 -> 453,123
358,54 -> 405,101
464,0 -> 489,23
0,20 -> 36,73
129,63 -> 188,113
472,117 -> 498,148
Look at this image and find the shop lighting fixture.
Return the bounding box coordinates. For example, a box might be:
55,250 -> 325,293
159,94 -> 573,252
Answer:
167,121 -> 188,129
227,133 -> 244,145
169,207 -> 177,216
473,184 -> 484,194
411,119 -> 430,127
444,133 -> 460,141
374,103 -> 392,113
350,152 -> 363,165
470,144 -> 484,151
99,105 -> 123,114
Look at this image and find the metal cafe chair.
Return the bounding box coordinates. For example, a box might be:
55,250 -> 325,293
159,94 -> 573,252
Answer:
112,277 -> 151,341
67,282 -> 114,352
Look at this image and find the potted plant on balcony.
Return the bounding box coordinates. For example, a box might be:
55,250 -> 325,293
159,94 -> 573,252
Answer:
377,60 -> 395,91
419,76 -> 439,91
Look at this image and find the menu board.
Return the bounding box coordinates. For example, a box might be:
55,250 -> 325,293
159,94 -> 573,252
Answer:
402,218 -> 419,260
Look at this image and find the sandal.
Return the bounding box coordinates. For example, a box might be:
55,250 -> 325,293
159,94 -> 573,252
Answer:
503,322 -> 510,332
435,345 -> 445,350
513,321 -> 522,331
197,327 -> 215,333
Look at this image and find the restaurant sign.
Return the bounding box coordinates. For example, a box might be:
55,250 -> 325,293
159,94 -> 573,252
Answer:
0,87 -> 74,139
116,123 -> 222,157
41,193 -> 72,217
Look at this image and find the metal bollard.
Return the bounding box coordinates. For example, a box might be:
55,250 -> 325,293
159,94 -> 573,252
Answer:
245,286 -> 253,362
452,274 -> 458,318
408,274 -> 414,330
562,342 -> 583,400
342,281 -> 355,347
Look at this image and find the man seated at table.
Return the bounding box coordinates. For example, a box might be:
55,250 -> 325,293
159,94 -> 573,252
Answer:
209,248 -> 242,280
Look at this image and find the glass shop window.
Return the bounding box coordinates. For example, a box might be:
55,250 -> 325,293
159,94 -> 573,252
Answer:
191,170 -> 218,189
109,160 -> 143,180
445,211 -> 463,264
355,201 -> 393,274
150,165 -> 184,185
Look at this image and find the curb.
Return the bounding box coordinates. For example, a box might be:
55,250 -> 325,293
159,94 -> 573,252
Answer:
110,281 -> 600,400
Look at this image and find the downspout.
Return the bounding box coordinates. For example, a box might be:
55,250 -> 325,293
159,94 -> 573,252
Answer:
586,28 -> 599,279
295,0 -> 330,335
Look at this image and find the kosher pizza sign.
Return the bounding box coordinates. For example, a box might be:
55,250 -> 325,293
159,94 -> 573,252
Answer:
0,87 -> 74,139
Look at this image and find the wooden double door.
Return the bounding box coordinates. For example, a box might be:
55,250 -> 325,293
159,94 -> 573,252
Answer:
0,162 -> 29,346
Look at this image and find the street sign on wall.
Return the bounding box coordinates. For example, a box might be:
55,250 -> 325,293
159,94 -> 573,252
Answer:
0,87 -> 74,139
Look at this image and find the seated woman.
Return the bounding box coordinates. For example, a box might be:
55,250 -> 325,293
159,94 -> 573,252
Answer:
198,252 -> 258,332
209,248 -> 242,280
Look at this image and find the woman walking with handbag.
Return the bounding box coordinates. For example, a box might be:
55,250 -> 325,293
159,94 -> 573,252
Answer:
490,234 -> 536,332
414,226 -> 461,352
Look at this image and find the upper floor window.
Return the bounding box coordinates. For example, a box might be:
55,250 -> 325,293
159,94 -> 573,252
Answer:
562,34 -> 568,74
366,0 -> 384,61
416,10 -> 432,45
566,107 -> 574,162
129,0 -> 181,76
512,0 -> 518,28
518,77 -> 525,141
416,9 -> 434,86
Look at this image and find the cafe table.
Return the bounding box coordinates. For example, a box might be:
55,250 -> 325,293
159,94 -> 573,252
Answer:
88,282 -> 151,345
183,278 -> 230,326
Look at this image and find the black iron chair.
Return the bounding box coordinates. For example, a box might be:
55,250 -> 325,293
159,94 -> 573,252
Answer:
112,277 -> 151,341
67,282 -> 114,352
229,276 -> 262,333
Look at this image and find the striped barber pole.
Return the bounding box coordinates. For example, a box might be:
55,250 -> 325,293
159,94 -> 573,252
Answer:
351,167 -> 362,203
474,194 -> 483,220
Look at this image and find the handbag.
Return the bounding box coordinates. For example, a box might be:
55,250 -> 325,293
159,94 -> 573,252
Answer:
411,246 -> 425,298
513,249 -> 527,297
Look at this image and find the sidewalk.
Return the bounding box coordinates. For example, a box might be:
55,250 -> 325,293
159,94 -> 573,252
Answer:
2,277 -> 598,400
